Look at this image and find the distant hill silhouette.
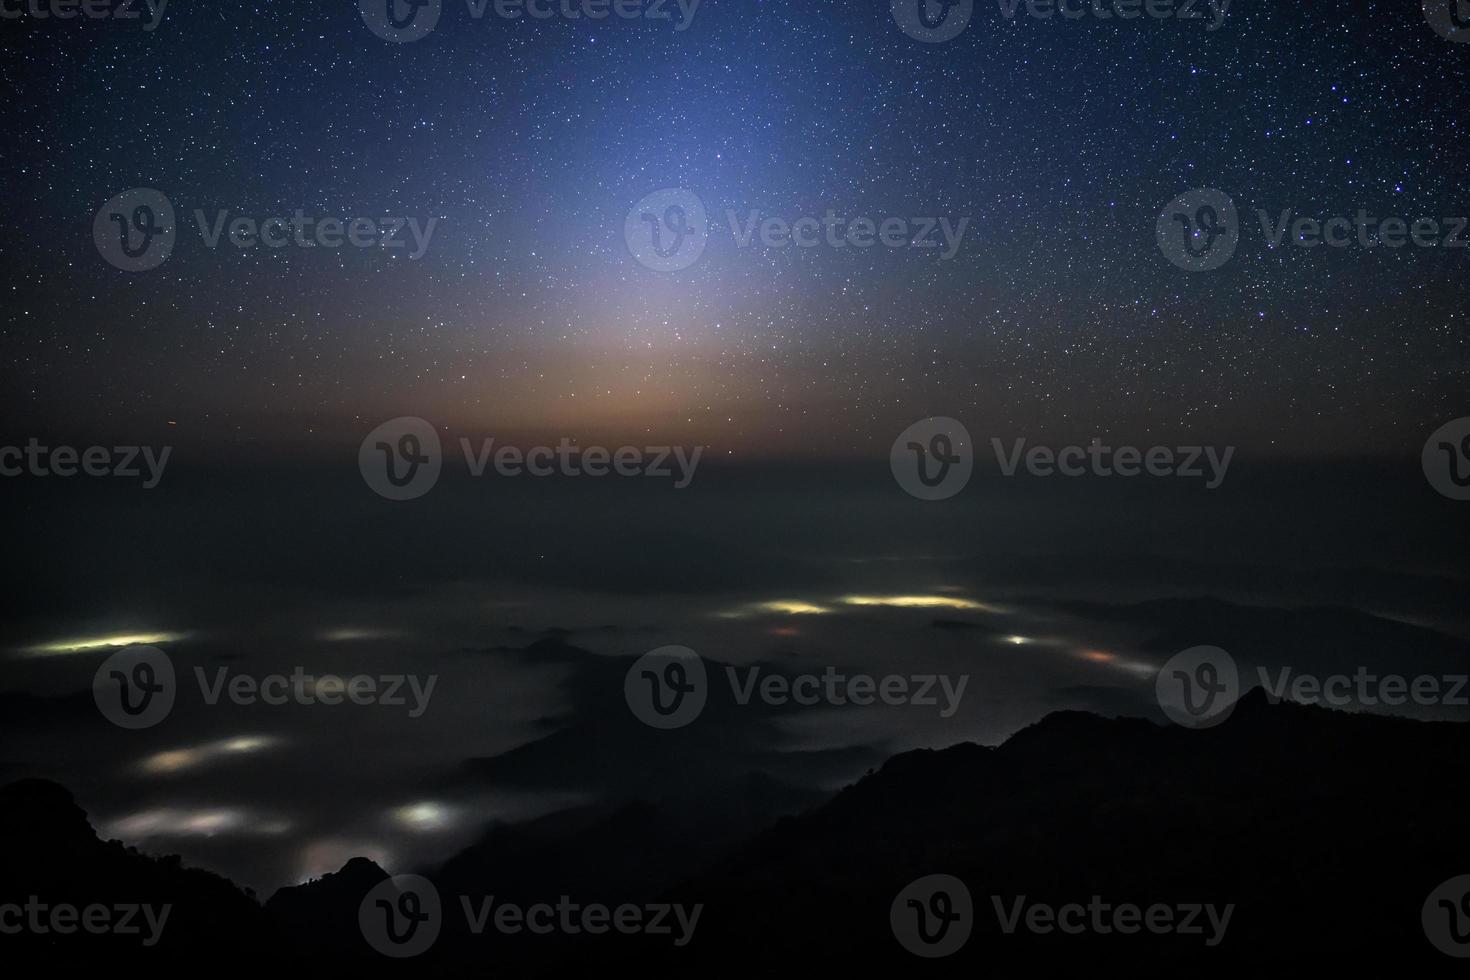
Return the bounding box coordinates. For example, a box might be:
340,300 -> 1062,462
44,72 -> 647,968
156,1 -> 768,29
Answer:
0,779 -> 269,965
575,689 -> 1470,974
264,855 -> 390,959
6,693 -> 1470,972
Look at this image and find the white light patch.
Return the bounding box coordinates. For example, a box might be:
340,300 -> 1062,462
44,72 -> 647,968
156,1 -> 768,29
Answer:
839,594 -> 1000,612
298,840 -> 393,883
1071,648 -> 1157,678
102,807 -> 291,841
716,599 -> 834,619
390,801 -> 456,832
318,627 -> 403,642
137,735 -> 281,775
20,632 -> 185,657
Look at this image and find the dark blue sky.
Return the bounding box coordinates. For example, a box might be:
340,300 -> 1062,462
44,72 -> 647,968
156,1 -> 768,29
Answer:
3,0 -> 1468,457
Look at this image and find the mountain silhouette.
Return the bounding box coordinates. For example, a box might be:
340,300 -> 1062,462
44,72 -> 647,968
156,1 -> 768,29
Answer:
264,855 -> 390,958
0,779 -> 269,965
6,692 -> 1470,972
572,688 -> 1470,974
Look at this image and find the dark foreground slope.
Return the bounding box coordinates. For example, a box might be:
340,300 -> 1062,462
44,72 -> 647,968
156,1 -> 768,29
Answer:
586,689 -> 1470,975
0,778 -> 270,966
5,692 -> 1470,974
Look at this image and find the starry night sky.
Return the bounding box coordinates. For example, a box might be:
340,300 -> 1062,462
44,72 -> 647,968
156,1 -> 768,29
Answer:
3,0 -> 1469,458
7,0 -> 1470,898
